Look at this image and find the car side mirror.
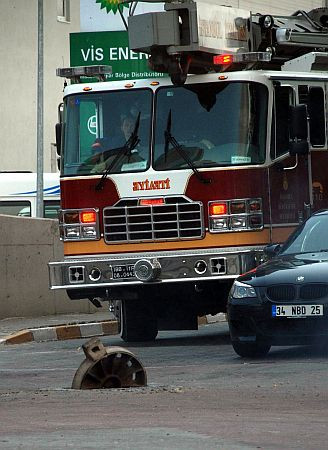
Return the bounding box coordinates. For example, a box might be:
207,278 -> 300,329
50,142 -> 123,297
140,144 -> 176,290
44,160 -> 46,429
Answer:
288,105 -> 309,156
264,243 -> 281,259
55,123 -> 62,155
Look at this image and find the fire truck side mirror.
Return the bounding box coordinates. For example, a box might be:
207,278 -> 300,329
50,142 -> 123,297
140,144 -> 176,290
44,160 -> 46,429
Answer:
55,123 -> 62,156
288,105 -> 309,156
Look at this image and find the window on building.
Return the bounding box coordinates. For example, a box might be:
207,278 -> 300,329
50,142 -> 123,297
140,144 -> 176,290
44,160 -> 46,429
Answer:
57,0 -> 70,23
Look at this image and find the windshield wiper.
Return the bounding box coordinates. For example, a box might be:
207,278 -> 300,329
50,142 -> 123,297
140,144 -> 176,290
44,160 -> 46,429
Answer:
164,110 -> 211,184
95,113 -> 141,191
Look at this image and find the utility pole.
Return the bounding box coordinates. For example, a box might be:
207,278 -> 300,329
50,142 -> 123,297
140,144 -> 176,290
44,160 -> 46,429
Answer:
36,0 -> 44,217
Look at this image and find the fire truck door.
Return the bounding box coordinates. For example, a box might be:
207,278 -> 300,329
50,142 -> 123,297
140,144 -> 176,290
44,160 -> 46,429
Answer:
268,84 -> 311,244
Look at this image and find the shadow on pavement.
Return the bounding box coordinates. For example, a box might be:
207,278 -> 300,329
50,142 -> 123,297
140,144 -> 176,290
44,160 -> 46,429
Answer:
103,323 -> 231,349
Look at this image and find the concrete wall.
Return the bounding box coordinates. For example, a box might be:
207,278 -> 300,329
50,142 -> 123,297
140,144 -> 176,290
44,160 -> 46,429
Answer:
0,215 -> 104,319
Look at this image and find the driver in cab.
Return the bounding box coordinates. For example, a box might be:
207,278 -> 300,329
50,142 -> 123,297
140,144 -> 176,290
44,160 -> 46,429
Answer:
89,115 -> 145,173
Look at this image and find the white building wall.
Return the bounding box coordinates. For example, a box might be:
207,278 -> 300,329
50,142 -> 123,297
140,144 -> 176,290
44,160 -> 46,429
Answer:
0,0 -> 80,173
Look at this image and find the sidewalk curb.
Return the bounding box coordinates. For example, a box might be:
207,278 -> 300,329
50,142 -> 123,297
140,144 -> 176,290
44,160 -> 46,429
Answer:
1,320 -> 118,346
0,314 -> 226,346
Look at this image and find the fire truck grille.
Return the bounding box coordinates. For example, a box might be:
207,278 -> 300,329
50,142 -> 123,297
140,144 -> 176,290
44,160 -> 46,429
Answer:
103,202 -> 204,243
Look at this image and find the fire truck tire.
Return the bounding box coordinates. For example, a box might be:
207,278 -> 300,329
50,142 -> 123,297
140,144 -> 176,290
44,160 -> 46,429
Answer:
119,299 -> 158,343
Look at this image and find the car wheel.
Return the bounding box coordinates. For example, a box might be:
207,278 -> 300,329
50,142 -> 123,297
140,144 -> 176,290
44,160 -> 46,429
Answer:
119,299 -> 158,343
232,340 -> 271,358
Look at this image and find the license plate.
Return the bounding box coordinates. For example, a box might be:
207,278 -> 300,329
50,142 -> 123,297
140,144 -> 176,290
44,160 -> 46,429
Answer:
272,304 -> 323,318
112,264 -> 135,279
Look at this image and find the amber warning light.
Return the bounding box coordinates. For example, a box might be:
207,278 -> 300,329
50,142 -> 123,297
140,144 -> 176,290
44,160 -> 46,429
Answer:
209,202 -> 227,216
80,211 -> 97,223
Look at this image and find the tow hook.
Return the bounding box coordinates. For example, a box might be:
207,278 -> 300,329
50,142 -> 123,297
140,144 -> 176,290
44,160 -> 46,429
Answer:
134,258 -> 161,282
72,337 -> 147,389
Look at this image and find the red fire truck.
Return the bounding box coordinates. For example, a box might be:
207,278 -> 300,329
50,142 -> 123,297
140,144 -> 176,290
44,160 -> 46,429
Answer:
49,2 -> 328,341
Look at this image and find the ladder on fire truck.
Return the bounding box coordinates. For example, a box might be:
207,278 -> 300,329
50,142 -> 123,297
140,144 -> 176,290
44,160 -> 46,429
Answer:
123,1 -> 328,85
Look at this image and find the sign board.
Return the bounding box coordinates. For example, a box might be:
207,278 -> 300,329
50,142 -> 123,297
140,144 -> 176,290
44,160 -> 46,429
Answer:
70,31 -> 165,81
196,4 -> 250,54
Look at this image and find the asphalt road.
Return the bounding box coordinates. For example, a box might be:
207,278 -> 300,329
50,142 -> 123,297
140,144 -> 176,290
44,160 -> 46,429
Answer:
1,322 -> 328,449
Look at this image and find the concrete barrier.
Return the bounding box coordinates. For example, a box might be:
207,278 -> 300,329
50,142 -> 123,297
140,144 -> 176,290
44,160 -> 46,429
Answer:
0,214 -> 105,319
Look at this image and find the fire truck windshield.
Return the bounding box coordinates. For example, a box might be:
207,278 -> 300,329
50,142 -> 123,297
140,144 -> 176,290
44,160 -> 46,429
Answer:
153,81 -> 267,170
61,81 -> 267,177
62,88 -> 152,176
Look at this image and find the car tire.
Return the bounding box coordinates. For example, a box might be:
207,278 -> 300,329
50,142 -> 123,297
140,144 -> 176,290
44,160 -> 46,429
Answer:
232,340 -> 271,358
119,299 -> 158,343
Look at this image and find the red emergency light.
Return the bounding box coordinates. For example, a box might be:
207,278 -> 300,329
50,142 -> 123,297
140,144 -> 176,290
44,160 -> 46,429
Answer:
213,54 -> 234,65
139,198 -> 165,206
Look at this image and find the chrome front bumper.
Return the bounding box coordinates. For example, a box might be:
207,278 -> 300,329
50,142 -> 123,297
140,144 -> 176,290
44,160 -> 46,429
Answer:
49,247 -> 263,289
49,246 -> 264,290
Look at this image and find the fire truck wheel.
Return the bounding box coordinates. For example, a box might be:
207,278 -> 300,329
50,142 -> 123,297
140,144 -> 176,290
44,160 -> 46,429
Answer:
119,299 -> 158,343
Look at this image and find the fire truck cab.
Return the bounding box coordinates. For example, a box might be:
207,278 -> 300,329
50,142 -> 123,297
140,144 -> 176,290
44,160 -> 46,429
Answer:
49,1 -> 328,341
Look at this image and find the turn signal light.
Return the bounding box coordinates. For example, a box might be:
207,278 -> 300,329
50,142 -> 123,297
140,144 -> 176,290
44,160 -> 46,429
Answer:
249,200 -> 261,212
80,211 -> 97,223
230,200 -> 246,214
59,208 -> 100,242
63,212 -> 79,224
208,198 -> 263,233
209,202 -> 227,216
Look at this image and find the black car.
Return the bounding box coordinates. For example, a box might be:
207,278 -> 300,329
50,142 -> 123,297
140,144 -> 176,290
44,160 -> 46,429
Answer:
227,209 -> 328,358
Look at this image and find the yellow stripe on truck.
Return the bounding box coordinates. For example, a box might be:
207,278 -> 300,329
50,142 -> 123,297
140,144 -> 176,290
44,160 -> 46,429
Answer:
271,226 -> 295,243
64,229 -> 272,256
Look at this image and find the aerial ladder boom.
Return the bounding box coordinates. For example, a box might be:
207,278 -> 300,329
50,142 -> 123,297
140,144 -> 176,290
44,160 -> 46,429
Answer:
125,0 -> 328,84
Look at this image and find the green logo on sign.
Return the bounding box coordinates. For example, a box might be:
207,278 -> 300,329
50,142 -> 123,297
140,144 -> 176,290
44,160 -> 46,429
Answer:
96,0 -> 128,15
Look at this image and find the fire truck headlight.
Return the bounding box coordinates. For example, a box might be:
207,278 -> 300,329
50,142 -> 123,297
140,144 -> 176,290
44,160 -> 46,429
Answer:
210,217 -> 229,230
82,226 -> 97,238
65,226 -> 81,239
231,216 -> 247,229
